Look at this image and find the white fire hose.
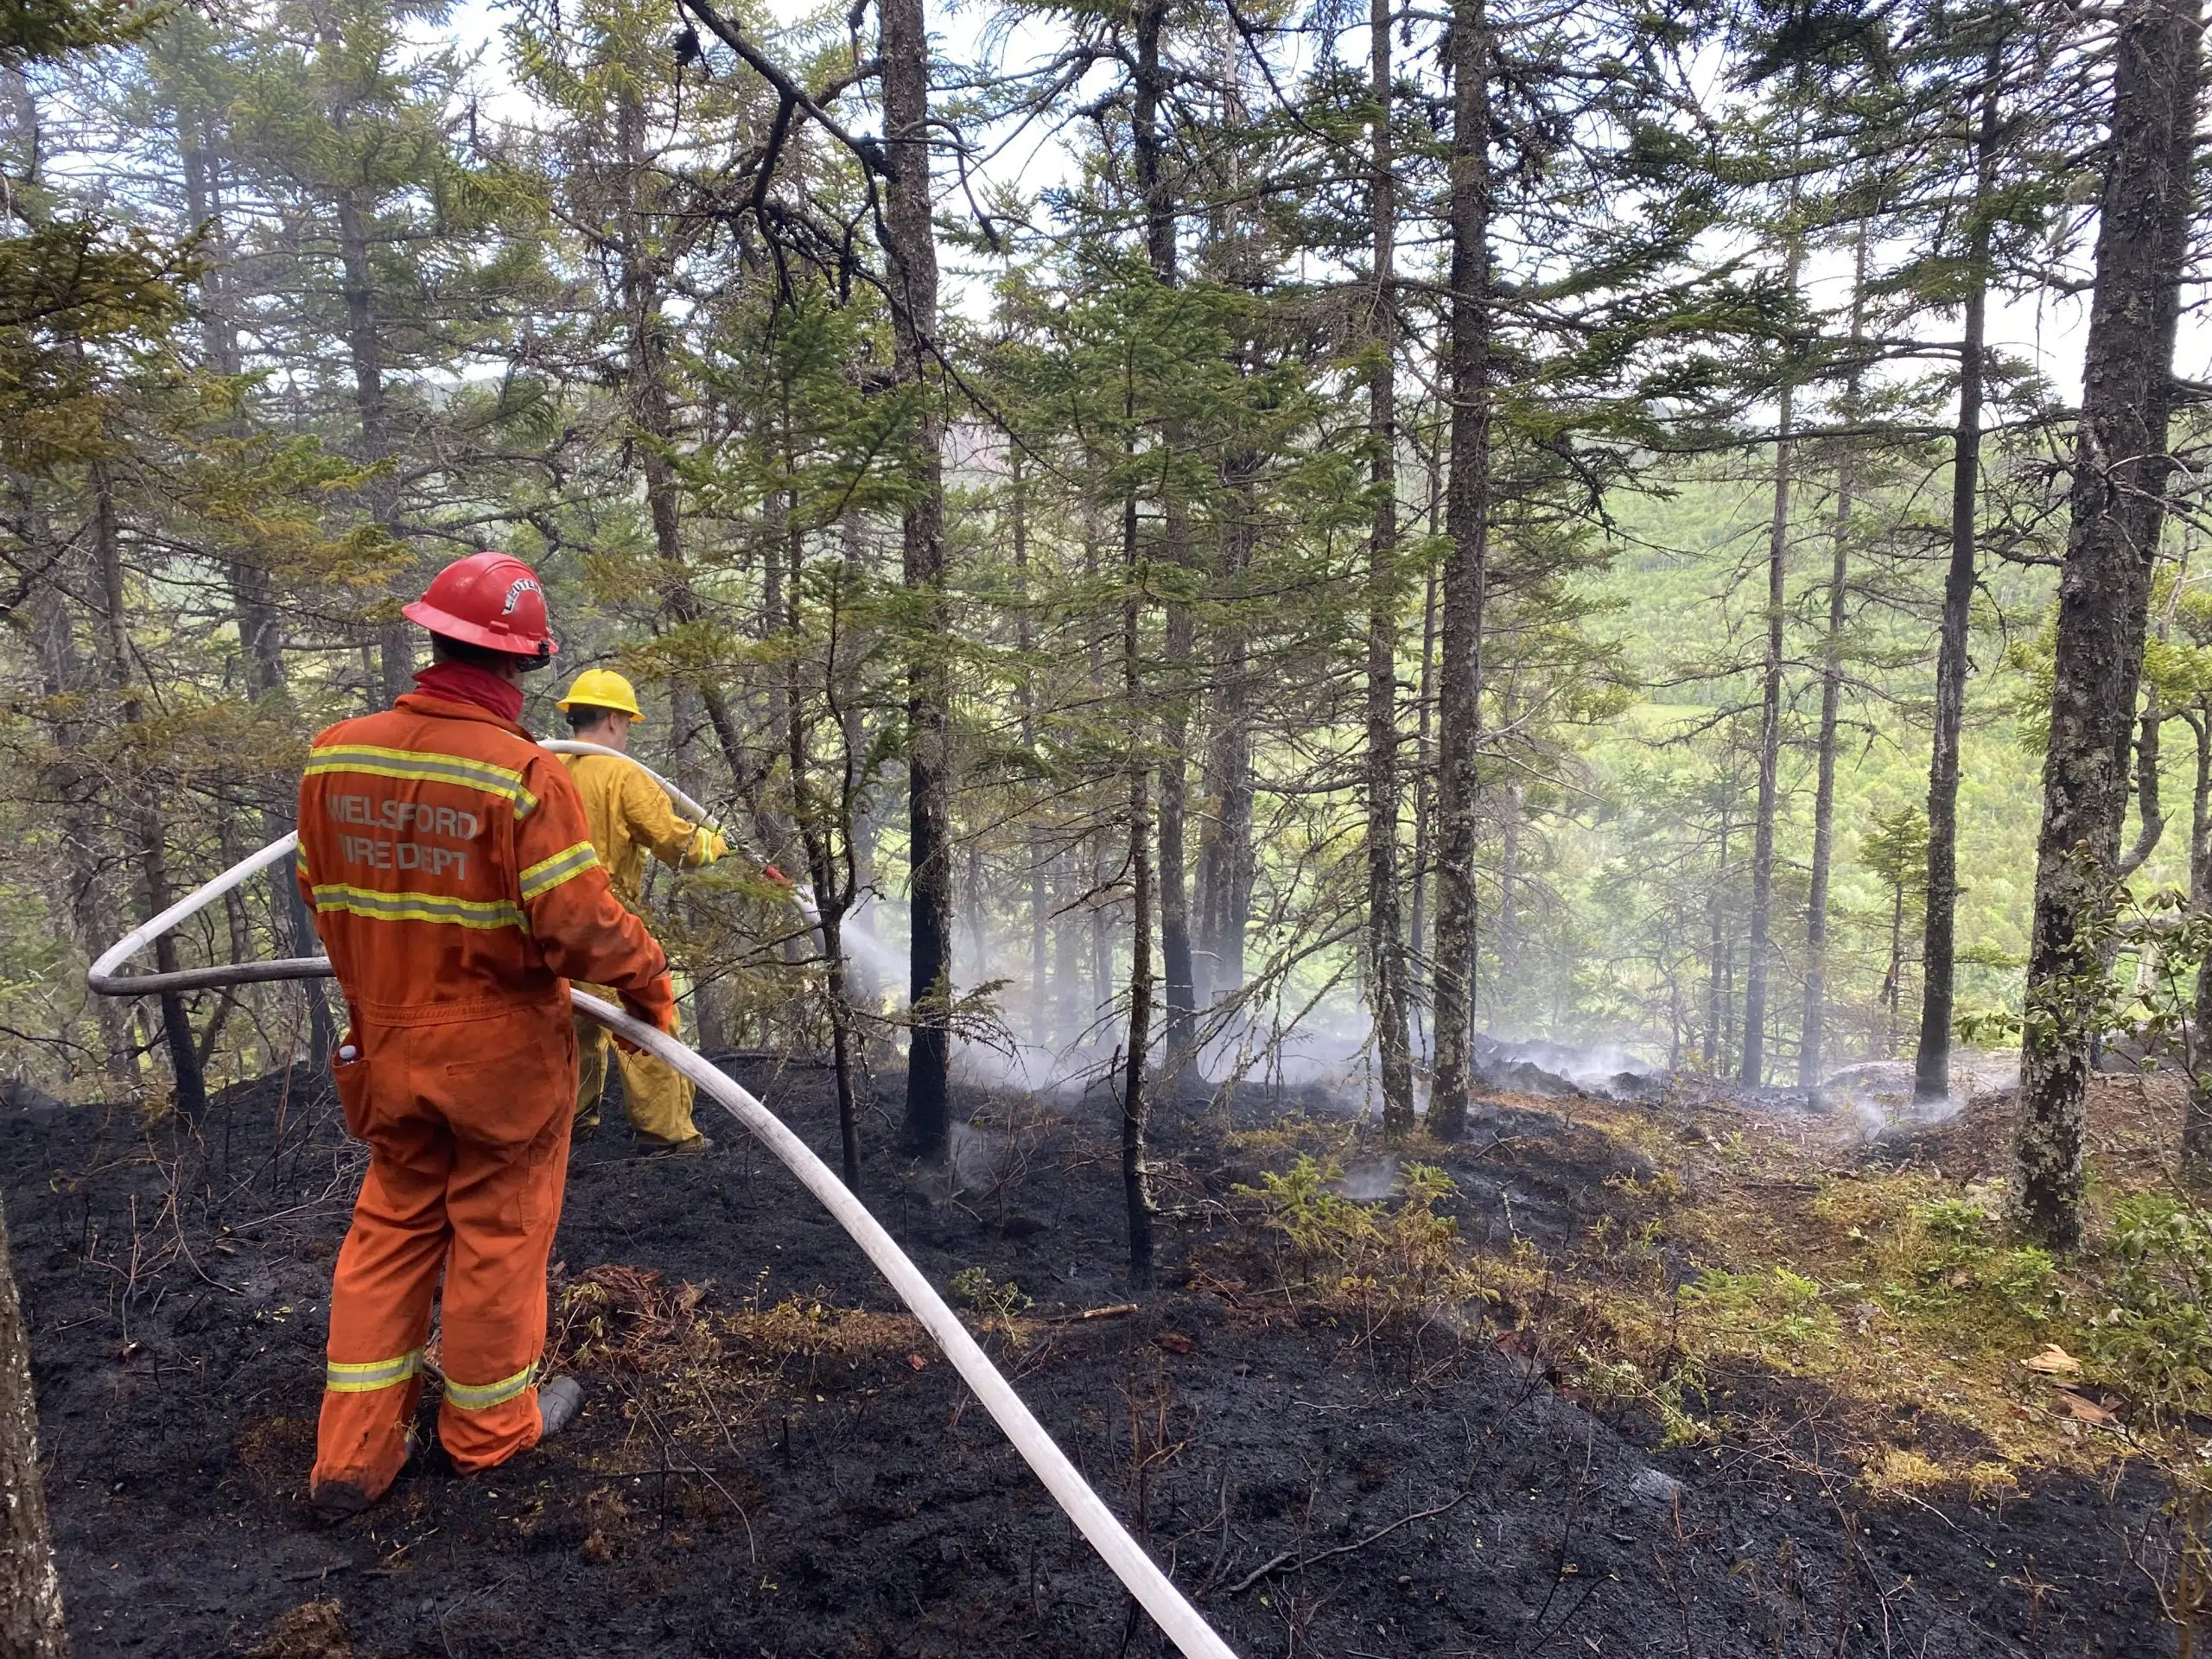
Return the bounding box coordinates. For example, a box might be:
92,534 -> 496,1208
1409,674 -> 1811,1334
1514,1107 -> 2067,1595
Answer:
87,808 -> 1238,1658
541,739 -> 830,936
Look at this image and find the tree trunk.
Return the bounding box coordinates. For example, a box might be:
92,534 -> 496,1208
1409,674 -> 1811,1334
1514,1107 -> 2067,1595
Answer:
1705,804 -> 1732,1071
1741,254 -> 1798,1090
1496,777 -> 1522,1013
1914,63 -> 2003,1105
1054,851 -> 1082,1050
181,111 -> 331,1068
93,461 -> 205,1119
1121,486 -> 1156,1290
2186,703 -> 2212,1180
0,1195 -> 67,1658
613,88 -> 754,1051
1013,454 -> 1049,1046
1197,480 -> 1256,1007
1802,223 -> 1870,1090
1408,434 -> 1444,1055
881,0 -> 954,1160
29,544 -> 134,1085
2185,706 -> 2212,1181
305,0 -> 412,702
667,679 -> 729,1053
2014,0 -> 2201,1246
1365,0 -> 1415,1140
1409,550 -> 1440,1009
331,184 -> 410,704
1427,0 -> 1491,1142
784,577 -> 865,1187
179,123 -> 286,702
1132,0 -> 1197,1081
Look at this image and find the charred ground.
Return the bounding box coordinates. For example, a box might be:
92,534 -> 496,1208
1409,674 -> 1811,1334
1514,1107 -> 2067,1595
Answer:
1,1058 -> 2178,1657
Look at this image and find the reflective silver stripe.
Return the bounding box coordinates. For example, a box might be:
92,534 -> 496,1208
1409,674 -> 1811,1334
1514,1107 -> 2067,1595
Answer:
442,1363 -> 534,1411
310,884 -> 527,932
518,841 -> 599,900
326,1348 -> 423,1394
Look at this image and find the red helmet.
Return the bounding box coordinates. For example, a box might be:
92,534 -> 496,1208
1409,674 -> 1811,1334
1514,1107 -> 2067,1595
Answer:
402,550 -> 557,661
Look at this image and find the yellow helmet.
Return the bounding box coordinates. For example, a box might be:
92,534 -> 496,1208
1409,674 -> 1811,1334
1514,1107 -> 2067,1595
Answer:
556,667 -> 644,721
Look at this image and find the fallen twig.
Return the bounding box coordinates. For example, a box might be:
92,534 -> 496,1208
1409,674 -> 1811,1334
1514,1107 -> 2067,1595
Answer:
1225,1486 -> 1478,1596
1039,1302 -> 1141,1324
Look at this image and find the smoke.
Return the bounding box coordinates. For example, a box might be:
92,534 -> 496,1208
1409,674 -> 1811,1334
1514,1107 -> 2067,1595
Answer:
1814,1052 -> 2019,1137
820,893 -> 1688,1116
1472,1033 -> 1667,1097
1332,1156 -> 1402,1201
810,893 -> 2022,1149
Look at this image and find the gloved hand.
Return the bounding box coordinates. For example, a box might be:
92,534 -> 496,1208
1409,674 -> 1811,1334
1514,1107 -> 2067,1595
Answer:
614,976 -> 680,1053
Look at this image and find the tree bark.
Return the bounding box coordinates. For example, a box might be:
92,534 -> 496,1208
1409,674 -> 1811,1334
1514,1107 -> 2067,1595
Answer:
1915,61 -> 2003,1104
1132,0 -> 1198,1080
310,0 -> 412,708
1121,485 -> 1156,1289
1427,0 -> 1491,1142
1705,803 -> 1732,1071
1365,0 -> 1415,1139
2185,702 -> 2212,1179
93,461 -> 205,1118
1496,776 -> 1522,1010
1741,246 -> 1799,1090
881,0 -> 955,1159
1054,851 -> 1082,1050
29,537 -> 134,1086
2014,0 -> 2201,1245
180,107 -> 332,1068
0,1194 -> 67,1658
1802,222 -> 1870,1090
1408,439 -> 1443,1054
1197,475 -> 1256,1008
1012,454 -> 1050,1046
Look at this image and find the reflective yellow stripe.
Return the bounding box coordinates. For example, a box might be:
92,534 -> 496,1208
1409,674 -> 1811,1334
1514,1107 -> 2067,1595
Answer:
442,1363 -> 534,1412
518,841 -> 599,900
326,1348 -> 423,1394
307,744 -> 540,815
311,883 -> 527,931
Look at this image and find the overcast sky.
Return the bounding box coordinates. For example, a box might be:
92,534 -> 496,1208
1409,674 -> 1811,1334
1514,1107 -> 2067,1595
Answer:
437,0 -> 2209,413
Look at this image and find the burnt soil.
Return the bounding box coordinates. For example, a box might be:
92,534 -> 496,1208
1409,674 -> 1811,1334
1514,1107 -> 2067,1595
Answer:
2,1059 -> 2177,1658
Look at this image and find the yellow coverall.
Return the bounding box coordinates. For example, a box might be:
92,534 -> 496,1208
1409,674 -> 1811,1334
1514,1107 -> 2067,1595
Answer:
563,752 -> 722,1147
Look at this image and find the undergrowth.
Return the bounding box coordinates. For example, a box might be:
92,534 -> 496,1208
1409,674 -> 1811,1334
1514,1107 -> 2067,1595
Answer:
1236,1155 -> 1483,1322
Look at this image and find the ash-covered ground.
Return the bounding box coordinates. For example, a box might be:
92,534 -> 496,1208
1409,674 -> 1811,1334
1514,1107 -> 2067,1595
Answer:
1,1052 -> 2173,1657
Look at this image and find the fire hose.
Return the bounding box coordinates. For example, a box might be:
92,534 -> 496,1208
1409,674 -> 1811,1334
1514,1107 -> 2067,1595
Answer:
86,811 -> 1239,1658
540,739 -> 828,935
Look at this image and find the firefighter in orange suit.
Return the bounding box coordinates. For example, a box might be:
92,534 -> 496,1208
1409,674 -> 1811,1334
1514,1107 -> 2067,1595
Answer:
296,550 -> 678,1519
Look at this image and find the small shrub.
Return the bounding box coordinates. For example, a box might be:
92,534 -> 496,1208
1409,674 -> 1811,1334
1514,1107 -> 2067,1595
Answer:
1239,1154 -> 1474,1317
1878,1196 -> 2058,1325
2086,1195 -> 2212,1423
1916,1197 -> 1986,1242
1681,1266 -> 1838,1360
947,1266 -> 1029,1321
1574,1350 -> 1709,1446
2083,1197 -> 2212,1655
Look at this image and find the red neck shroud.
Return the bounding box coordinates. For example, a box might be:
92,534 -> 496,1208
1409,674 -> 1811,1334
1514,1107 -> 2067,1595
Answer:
410,661 -> 524,725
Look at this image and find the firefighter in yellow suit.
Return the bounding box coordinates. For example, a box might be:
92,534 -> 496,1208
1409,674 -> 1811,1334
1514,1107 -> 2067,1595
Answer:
556,669 -> 728,1153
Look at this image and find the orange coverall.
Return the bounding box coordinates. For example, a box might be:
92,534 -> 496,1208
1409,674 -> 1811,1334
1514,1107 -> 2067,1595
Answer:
297,690 -> 676,1502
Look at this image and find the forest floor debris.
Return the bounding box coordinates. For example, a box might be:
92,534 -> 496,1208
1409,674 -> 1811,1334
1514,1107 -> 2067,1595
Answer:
5,1055 -> 2193,1656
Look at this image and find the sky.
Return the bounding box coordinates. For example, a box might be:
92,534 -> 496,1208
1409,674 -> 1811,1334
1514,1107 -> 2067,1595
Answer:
430,0 -> 2209,413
